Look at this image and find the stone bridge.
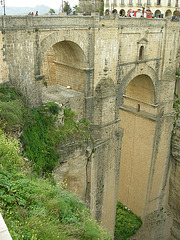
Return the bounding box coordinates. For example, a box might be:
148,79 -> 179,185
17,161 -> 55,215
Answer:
0,15 -> 180,239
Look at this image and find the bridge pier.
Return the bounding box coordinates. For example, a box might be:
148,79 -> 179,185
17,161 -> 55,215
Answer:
90,75 -> 123,235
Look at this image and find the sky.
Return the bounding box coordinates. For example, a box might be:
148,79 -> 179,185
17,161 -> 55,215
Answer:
5,0 -> 78,9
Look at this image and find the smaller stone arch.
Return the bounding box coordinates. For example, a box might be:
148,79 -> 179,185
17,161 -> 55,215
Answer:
165,9 -> 172,17
155,9 -> 162,18
119,9 -> 125,16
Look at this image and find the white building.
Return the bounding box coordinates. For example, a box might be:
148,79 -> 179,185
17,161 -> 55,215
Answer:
104,0 -> 180,17
0,214 -> 12,240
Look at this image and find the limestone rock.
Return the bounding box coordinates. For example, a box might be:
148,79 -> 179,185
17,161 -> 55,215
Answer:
169,118 -> 180,240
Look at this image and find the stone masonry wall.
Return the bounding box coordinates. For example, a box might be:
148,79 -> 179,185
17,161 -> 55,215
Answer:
0,32 -> 8,84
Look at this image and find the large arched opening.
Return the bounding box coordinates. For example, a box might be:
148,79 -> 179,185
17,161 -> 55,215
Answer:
41,40 -> 86,94
117,74 -> 156,218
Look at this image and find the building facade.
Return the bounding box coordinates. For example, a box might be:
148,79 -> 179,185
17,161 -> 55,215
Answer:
104,0 -> 180,17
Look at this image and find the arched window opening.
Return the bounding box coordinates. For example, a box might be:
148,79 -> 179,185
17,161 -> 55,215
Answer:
139,46 -> 144,60
165,9 -> 172,17
119,9 -> 125,16
112,9 -> 118,14
105,9 -> 109,15
155,9 -> 162,17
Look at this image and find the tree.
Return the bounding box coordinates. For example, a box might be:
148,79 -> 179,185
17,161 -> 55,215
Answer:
73,5 -> 80,15
79,3 -> 93,15
99,0 -> 104,16
49,8 -> 55,15
63,1 -> 72,15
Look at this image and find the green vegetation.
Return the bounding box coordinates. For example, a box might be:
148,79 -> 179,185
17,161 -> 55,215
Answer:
49,9 -> 55,15
114,202 -> 142,240
73,5 -> 80,15
21,104 -> 60,175
176,71 -> 180,77
174,93 -> 180,118
173,10 -> 180,16
21,103 -> 93,176
79,3 -> 93,15
99,1 -> 104,16
0,84 -> 111,239
0,129 -> 111,240
0,84 -> 93,176
173,93 -> 180,133
63,1 -> 72,15
0,84 -> 24,130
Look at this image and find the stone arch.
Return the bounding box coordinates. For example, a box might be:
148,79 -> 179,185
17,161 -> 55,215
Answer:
39,31 -> 88,65
119,9 -> 125,16
154,9 -> 162,18
40,32 -> 88,94
126,74 -> 155,104
165,9 -> 172,17
117,73 -> 157,218
117,64 -> 157,109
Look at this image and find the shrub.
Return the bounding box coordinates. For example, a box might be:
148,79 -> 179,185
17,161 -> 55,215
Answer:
0,129 -> 23,170
0,100 -> 24,126
21,106 -> 60,175
114,202 -> 142,240
21,106 -> 93,176
0,84 -> 24,130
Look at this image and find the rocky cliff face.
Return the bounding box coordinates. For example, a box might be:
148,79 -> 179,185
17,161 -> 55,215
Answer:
169,117 -> 180,239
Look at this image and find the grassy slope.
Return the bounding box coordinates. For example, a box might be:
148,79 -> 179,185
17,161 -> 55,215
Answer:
0,84 -> 111,240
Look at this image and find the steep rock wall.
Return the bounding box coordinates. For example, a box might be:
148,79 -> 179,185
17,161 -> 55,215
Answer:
169,117 -> 180,239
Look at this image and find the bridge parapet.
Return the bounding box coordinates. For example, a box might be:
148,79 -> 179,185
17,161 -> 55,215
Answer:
0,15 -> 176,32
0,15 -> 97,30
